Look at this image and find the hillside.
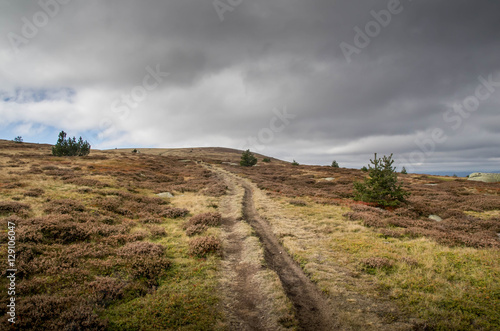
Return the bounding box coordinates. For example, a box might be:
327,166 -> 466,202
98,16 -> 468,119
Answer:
1,140 -> 499,330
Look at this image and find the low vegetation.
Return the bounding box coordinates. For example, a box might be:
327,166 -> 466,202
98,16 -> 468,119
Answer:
0,140 -> 225,329
1,140 -> 499,329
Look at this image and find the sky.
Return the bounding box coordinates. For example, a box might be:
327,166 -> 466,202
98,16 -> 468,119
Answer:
1,0 -> 499,174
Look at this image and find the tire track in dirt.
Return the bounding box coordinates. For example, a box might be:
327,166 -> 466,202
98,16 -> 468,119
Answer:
240,182 -> 338,331
209,164 -> 337,330
216,169 -> 268,330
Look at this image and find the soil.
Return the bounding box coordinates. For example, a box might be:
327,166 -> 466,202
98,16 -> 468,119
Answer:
241,182 -> 338,331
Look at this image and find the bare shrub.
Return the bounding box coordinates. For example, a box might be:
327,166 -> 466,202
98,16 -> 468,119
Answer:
188,236 -> 221,257
185,224 -> 207,236
44,199 -> 85,214
361,257 -> 394,273
17,215 -> 90,244
184,212 -> 222,229
138,212 -> 163,224
161,207 -> 189,219
116,241 -> 165,258
147,225 -> 167,238
203,183 -> 227,197
130,256 -> 172,286
65,177 -> 108,188
400,257 -> 419,267
344,211 -> 387,228
23,188 -> 45,197
0,201 -> 30,214
87,276 -> 127,307
379,228 -> 405,238
11,295 -> 106,330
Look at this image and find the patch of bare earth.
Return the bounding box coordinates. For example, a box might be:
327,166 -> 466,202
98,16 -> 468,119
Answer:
212,165 -> 295,330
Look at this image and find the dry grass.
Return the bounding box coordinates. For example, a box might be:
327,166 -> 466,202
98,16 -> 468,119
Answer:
249,180 -> 500,330
0,140 -> 228,329
2,140 -> 498,329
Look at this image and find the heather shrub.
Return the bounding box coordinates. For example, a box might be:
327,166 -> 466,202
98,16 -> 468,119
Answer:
138,212 -> 163,224
44,199 -> 85,214
185,224 -> 208,236
0,201 -> 30,214
23,188 -> 45,197
203,183 -> 228,196
161,207 -> 189,218
147,225 -> 167,238
12,295 -> 106,330
289,199 -> 307,206
360,257 -> 394,274
184,212 -> 222,229
17,216 -> 90,244
116,241 -> 165,258
64,177 -> 107,188
87,276 -> 127,307
131,256 -> 172,286
188,236 -> 221,257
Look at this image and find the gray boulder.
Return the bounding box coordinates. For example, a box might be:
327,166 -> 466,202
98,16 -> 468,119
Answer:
468,172 -> 500,183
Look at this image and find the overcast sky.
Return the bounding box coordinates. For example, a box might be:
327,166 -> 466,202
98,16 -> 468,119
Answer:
1,0 -> 499,173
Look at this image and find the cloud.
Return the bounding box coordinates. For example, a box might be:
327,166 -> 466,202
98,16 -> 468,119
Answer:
1,0 -> 499,173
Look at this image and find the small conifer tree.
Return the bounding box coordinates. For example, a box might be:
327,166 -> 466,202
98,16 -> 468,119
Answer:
13,136 -> 23,143
401,166 -> 407,174
52,131 -> 91,156
331,160 -> 339,168
292,160 -> 299,166
354,153 -> 409,207
240,149 -> 257,167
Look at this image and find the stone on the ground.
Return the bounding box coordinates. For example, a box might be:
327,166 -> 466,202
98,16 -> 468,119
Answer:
429,215 -> 443,222
157,192 -> 174,198
468,172 -> 500,183
324,177 -> 335,181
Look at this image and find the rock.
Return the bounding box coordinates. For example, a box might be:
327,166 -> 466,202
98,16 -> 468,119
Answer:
424,184 -> 438,186
323,177 -> 335,181
468,172 -> 500,183
429,215 -> 442,222
157,192 -> 174,198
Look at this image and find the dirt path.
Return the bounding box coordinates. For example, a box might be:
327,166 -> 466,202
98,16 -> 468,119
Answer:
241,183 -> 338,330
216,168 -> 268,330
207,164 -> 337,330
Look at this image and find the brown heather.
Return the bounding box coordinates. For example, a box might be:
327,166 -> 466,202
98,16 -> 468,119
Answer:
185,223 -> 208,236
116,241 -> 165,258
188,236 -> 221,257
183,212 -> 222,229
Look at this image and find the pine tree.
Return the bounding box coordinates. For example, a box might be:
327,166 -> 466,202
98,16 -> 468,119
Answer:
52,131 -> 91,156
240,149 -> 257,167
331,160 -> 339,168
354,153 -> 409,207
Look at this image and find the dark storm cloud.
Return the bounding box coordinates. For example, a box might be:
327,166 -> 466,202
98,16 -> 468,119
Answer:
1,0 -> 499,172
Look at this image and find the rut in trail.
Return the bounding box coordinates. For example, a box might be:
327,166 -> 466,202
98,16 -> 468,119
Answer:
240,183 -> 338,331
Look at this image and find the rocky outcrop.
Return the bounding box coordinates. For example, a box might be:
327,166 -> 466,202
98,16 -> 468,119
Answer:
468,172 -> 500,183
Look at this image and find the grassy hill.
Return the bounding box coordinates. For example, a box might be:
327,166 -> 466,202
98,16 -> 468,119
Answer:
1,140 -> 499,330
